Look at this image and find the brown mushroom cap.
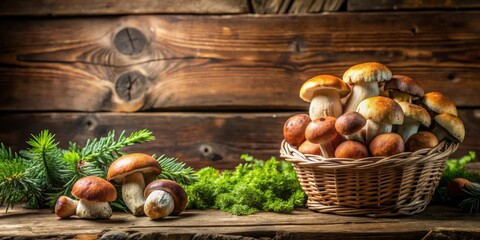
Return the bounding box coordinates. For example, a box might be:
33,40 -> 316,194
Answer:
335,111 -> 366,135
299,75 -> 351,102
72,176 -> 117,202
342,62 -> 392,84
305,116 -> 337,144
334,141 -> 369,159
434,113 -> 465,142
144,179 -> 188,216
55,196 -> 78,218
107,153 -> 162,184
283,114 -> 311,147
384,75 -> 424,98
398,102 -> 431,127
405,131 -> 439,152
298,140 -> 321,155
422,92 -> 457,116
357,96 -> 404,125
369,133 -> 404,157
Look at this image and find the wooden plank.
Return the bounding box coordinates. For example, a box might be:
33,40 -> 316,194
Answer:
0,206 -> 479,239
251,0 -> 345,13
0,0 -> 249,16
348,0 -> 480,11
0,110 -> 478,169
1,13 -> 480,111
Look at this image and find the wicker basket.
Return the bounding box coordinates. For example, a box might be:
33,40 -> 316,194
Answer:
280,140 -> 458,217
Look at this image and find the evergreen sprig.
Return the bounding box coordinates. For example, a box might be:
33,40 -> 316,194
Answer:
156,154 -> 197,185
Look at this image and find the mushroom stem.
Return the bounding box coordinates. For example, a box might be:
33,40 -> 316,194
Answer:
397,118 -> 420,142
144,190 -> 175,219
345,132 -> 365,143
432,125 -> 449,142
123,171 -> 146,216
365,120 -> 392,145
344,81 -> 380,113
309,89 -> 342,119
319,142 -> 335,158
76,199 -> 112,219
390,91 -> 413,103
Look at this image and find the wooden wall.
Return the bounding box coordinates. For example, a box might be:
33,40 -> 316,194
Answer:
0,0 -> 479,169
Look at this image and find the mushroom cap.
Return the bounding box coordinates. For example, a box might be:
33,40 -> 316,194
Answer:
422,92 -> 457,116
283,114 -> 311,147
298,140 -> 321,155
144,179 -> 188,216
334,141 -> 369,159
299,75 -> 351,102
335,111 -> 366,135
357,96 -> 404,125
55,196 -> 77,218
369,133 -> 405,157
305,116 -> 337,144
342,62 -> 392,84
434,113 -> 465,142
72,176 -> 117,202
405,131 -> 439,152
384,75 -> 424,98
398,102 -> 431,127
107,153 -> 162,184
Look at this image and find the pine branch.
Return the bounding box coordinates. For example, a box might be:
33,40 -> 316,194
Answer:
459,184 -> 480,213
155,154 -> 198,185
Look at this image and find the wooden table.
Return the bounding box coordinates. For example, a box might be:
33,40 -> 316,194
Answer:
0,205 -> 479,240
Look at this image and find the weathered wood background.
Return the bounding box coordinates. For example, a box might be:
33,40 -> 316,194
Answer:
0,0 -> 479,169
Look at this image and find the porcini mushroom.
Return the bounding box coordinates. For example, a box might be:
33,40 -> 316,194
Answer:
421,92 -> 458,117
343,62 -> 392,113
384,75 -> 424,103
298,140 -> 321,155
357,96 -> 404,144
405,131 -> 438,152
335,111 -> 366,143
305,116 -> 337,158
299,75 -> 350,119
55,196 -> 78,218
432,113 -> 465,143
334,141 -> 369,159
396,102 -> 431,141
72,176 -> 117,219
143,179 -> 188,219
107,153 -> 162,215
283,114 -> 311,147
369,133 -> 404,157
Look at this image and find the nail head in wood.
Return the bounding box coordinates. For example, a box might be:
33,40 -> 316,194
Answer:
113,28 -> 147,55
115,71 -> 147,101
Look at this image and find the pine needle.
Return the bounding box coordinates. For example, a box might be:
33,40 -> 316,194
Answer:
155,154 -> 198,185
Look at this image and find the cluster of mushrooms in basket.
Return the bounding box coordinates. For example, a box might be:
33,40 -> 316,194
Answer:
283,62 -> 465,159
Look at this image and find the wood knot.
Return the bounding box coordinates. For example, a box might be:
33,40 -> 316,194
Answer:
115,71 -> 147,101
114,28 -> 147,55
199,144 -> 223,161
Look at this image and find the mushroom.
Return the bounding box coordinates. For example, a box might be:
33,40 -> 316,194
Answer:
305,116 -> 337,158
384,75 -> 424,103
421,92 -> 458,118
431,113 -> 465,143
107,153 -> 162,216
335,111 -> 366,143
396,102 -> 431,141
369,133 -> 404,157
299,75 -> 350,119
72,176 -> 117,219
143,179 -> 188,219
55,196 -> 78,218
405,131 -> 439,152
342,62 -> 392,113
334,141 -> 369,159
298,140 -> 321,155
357,96 -> 404,144
283,114 -> 311,147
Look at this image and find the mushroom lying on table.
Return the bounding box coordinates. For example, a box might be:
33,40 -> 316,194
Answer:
72,176 -> 117,219
143,179 -> 188,219
397,102 -> 431,141
384,75 -> 424,103
55,196 -> 78,218
107,153 -> 162,216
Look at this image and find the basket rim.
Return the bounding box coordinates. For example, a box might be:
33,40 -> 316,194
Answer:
280,140 -> 458,169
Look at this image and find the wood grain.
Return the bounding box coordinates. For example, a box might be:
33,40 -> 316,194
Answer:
348,0 -> 480,11
0,0 -> 249,16
251,0 -> 345,13
0,206 -> 479,239
1,13 -> 479,112
0,110 -> 477,169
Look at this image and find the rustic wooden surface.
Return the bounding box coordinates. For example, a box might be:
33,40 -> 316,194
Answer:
0,111 -> 477,169
1,13 -> 479,112
251,0 -> 345,13
0,0 -> 249,16
0,205 -> 478,239
348,0 -> 480,11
